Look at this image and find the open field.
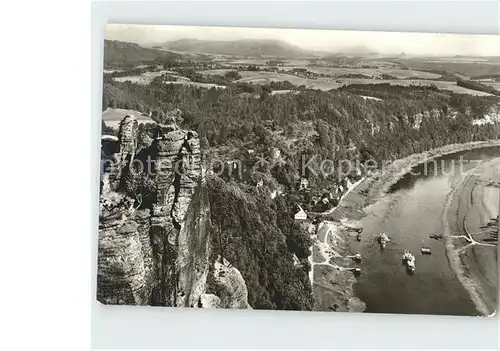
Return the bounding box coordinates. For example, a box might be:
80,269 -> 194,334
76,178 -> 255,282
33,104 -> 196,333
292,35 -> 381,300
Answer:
119,67 -> 494,95
116,65 -> 494,96
103,69 -> 124,74
426,57 -> 496,63
483,82 -> 500,92
199,66 -> 441,80
270,89 -> 300,95
199,69 -> 236,76
113,70 -> 177,84
397,59 -> 500,79
164,81 -> 226,89
294,65 -> 442,79
209,70 -> 340,90
225,59 -> 271,65
235,71 -> 339,89
359,95 -> 382,101
113,70 -> 225,89
232,71 -> 493,95
102,108 -> 154,128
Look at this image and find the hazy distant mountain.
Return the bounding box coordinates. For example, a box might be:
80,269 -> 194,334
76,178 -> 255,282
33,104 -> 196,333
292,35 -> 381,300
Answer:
158,38 -> 315,57
104,40 -> 180,67
319,45 -> 381,57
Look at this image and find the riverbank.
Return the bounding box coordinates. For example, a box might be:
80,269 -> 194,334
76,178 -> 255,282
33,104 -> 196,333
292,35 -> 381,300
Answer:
310,221 -> 366,312
327,140 -> 500,222
443,159 -> 498,316
320,139 -> 500,313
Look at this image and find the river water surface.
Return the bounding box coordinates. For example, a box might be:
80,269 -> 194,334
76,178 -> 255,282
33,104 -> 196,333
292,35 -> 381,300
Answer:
353,146 -> 500,315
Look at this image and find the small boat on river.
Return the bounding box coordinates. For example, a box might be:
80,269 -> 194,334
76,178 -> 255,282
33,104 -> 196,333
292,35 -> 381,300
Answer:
421,247 -> 432,254
406,260 -> 415,274
378,233 -> 390,248
402,250 -> 416,273
429,234 -> 443,240
352,253 -> 362,262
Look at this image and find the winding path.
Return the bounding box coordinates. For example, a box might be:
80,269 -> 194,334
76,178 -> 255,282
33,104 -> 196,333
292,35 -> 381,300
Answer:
308,221 -> 352,286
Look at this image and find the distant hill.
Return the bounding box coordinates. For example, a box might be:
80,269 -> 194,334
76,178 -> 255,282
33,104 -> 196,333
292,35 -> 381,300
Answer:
159,38 -> 315,57
104,40 -> 180,67
319,45 -> 380,58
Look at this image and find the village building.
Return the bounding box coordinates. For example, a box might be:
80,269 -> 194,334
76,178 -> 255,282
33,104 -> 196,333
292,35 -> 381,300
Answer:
269,147 -> 281,160
299,178 -> 309,190
346,177 -> 354,190
338,184 -> 345,196
273,185 -> 285,198
355,166 -> 363,178
294,205 -> 308,222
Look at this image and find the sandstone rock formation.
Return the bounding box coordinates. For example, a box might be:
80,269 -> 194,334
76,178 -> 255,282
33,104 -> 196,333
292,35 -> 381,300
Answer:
112,115 -> 139,190
199,293 -> 222,308
98,114 -> 213,307
149,122 -> 210,306
203,258 -> 251,309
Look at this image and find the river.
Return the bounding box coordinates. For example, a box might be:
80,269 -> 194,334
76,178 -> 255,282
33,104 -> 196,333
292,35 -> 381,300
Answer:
352,146 -> 500,316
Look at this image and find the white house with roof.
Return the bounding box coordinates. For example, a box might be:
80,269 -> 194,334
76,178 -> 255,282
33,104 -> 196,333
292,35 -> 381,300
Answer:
346,177 -> 354,190
299,178 -> 309,190
294,205 -> 308,221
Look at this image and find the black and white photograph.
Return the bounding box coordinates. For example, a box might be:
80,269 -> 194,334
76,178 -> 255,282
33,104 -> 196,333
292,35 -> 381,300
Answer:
98,24 -> 499,316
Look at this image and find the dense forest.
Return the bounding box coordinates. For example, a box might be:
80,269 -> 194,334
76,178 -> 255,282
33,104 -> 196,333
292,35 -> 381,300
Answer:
103,76 -> 500,311
105,79 -> 499,161
103,40 -> 181,67
456,79 -> 500,96
205,177 -> 313,310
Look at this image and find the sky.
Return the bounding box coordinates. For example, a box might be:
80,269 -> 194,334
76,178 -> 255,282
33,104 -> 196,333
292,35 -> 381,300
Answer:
105,24 -> 500,57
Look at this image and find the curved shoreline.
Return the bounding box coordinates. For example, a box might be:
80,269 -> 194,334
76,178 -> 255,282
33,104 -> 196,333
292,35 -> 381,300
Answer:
442,171 -> 491,316
329,139 -> 500,313
362,140 -> 500,207
444,159 -> 498,316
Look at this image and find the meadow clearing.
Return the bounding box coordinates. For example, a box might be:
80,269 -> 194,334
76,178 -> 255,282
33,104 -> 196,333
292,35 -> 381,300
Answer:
230,71 -> 493,95
286,65 -> 442,79
102,108 -> 154,128
483,82 -> 500,92
113,69 -> 177,84
111,65 -> 494,96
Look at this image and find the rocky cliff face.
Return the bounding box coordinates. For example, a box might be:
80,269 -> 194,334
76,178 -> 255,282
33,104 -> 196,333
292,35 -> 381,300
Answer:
98,114 -> 249,308
201,258 -> 251,309
149,121 -> 208,306
98,195 -> 151,305
108,115 -> 138,191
